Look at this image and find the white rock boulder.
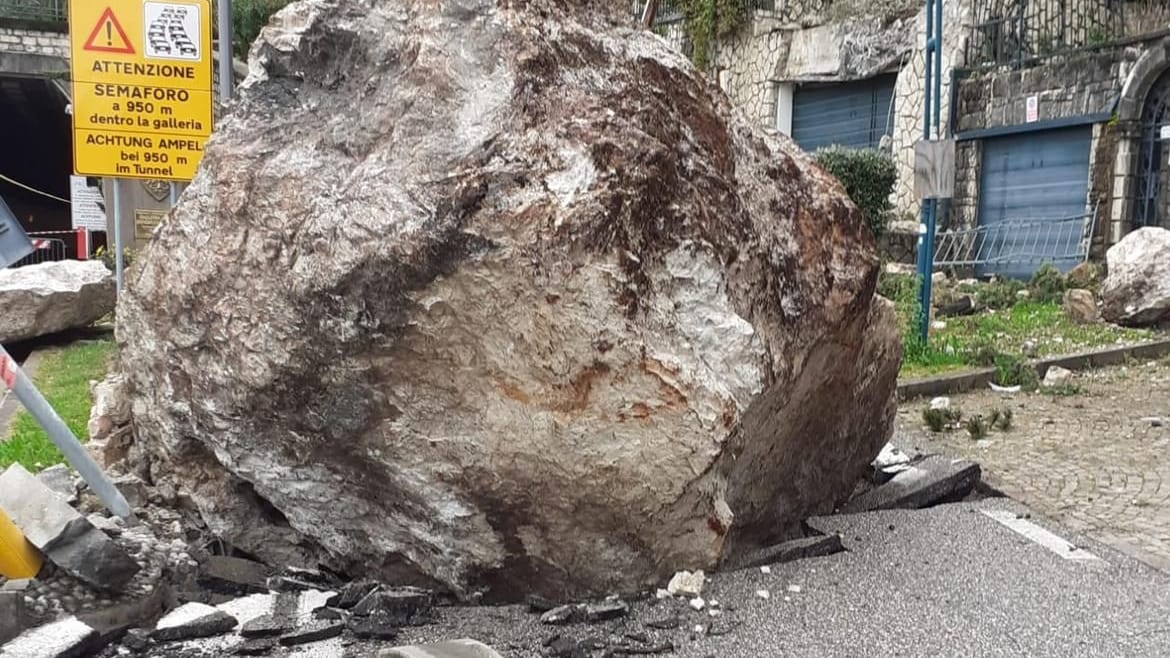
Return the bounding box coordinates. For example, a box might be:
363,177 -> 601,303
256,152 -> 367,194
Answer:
0,260 -> 114,343
1100,227 -> 1170,327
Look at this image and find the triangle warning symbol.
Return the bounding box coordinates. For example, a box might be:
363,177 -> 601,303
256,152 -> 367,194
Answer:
82,7 -> 135,55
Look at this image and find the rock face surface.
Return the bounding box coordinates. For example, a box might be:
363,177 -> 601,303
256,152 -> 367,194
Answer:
1100,227 -> 1170,327
0,260 -> 114,343
116,0 -> 901,600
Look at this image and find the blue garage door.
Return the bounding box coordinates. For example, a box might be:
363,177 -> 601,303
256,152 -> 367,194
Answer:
791,75 -> 896,151
976,125 -> 1092,279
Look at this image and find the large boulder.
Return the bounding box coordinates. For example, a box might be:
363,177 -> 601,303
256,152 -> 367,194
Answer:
115,0 -> 901,600
0,260 -> 114,343
1100,227 -> 1170,327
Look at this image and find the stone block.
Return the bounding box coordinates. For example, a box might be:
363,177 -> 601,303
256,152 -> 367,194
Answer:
379,639 -> 505,658
0,464 -> 140,591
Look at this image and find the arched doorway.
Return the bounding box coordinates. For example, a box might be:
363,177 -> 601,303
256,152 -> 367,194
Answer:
1133,67 -> 1170,229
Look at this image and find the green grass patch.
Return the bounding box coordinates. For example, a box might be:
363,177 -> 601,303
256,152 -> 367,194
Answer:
883,269 -> 1162,380
0,338 -> 115,472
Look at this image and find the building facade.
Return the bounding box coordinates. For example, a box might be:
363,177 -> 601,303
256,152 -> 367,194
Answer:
657,0 -> 1170,276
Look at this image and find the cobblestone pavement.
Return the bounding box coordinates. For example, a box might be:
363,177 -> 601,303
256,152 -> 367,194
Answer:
897,358 -> 1170,573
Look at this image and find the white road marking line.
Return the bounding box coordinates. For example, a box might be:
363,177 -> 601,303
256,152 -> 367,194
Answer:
980,509 -> 1104,562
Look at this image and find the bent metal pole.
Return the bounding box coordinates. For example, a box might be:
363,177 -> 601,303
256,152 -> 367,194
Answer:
0,347 -> 131,519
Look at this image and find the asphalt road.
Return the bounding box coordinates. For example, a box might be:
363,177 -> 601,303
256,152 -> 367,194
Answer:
106,497 -> 1170,658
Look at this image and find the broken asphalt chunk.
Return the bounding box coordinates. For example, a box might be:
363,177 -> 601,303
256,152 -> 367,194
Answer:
0,464 -> 140,591
151,602 -> 238,642
278,619 -> 344,646
1,616 -> 103,658
352,586 -> 433,624
240,613 -> 295,638
723,534 -> 845,571
842,455 -> 982,513
197,555 -> 272,595
325,580 -> 380,609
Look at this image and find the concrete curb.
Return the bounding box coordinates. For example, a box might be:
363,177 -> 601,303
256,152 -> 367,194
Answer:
0,349 -> 45,441
897,338 -> 1170,401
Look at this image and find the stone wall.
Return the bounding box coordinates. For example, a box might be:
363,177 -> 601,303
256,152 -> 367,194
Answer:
0,26 -> 68,59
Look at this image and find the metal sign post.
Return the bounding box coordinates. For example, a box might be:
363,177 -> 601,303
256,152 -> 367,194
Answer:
914,0 -> 945,344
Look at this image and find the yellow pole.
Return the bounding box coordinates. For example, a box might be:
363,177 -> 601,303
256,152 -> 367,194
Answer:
0,506 -> 41,579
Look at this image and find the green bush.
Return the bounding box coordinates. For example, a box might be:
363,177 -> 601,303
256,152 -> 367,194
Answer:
231,0 -> 294,53
813,146 -> 896,238
1028,264 -> 1067,304
977,277 -> 1026,310
993,353 -> 1040,390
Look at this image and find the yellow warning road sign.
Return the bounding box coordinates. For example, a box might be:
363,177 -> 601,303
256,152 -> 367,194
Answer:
69,0 -> 213,181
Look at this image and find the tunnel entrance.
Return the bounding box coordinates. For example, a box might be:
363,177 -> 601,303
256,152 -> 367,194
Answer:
0,74 -> 78,254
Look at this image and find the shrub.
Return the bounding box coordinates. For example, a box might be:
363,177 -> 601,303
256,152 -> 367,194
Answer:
1028,264 -> 1067,304
813,146 -> 896,238
94,246 -> 136,273
965,415 -> 989,440
923,406 -> 962,432
993,353 -> 1040,390
977,277 -> 1026,310
989,407 -> 1013,431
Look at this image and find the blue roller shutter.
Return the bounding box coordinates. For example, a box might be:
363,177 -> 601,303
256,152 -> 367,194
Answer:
976,125 -> 1092,279
791,75 -> 896,151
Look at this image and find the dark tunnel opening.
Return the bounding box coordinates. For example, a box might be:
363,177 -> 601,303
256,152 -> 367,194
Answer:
0,74 -> 77,250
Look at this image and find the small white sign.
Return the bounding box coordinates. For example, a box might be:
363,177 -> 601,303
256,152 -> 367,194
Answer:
1025,95 -> 1039,123
143,2 -> 201,61
1160,125 -> 1170,140
70,176 -> 107,231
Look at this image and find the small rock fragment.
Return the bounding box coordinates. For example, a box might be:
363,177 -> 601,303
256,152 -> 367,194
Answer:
688,597 -> 705,611
278,619 -> 344,646
929,397 -> 950,410
760,566 -> 771,574
666,570 -> 704,598
786,584 -> 802,593
1042,366 -> 1073,388
755,590 -> 770,600
35,465 -> 77,502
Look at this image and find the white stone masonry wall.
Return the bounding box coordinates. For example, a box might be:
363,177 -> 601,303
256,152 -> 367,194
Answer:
0,26 -> 68,59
